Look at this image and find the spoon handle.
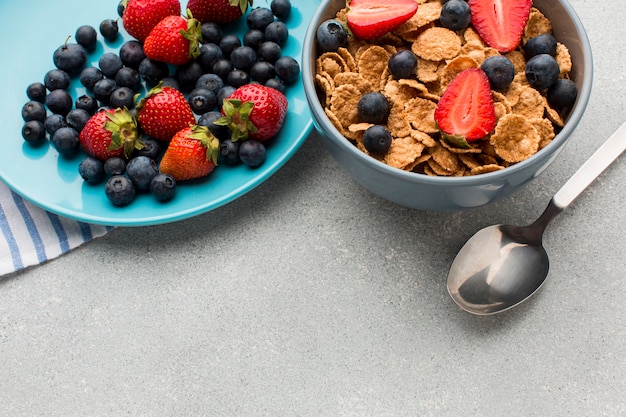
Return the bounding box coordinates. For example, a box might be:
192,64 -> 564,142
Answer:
553,121 -> 626,210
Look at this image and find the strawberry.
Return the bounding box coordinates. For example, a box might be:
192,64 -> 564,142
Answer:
136,84 -> 196,142
468,0 -> 532,53
121,0 -> 182,42
186,0 -> 253,24
79,108 -> 144,161
217,84 -> 288,142
345,0 -> 418,40
434,68 -> 496,147
159,125 -> 220,181
143,13 -> 202,65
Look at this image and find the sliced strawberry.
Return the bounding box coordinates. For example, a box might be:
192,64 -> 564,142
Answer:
434,68 -> 496,145
468,0 -> 532,53
346,0 -> 418,40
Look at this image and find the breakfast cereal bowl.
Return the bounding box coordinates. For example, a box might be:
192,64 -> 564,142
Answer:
302,0 -> 592,211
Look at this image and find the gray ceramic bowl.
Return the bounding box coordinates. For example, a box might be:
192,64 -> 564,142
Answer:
302,0 -> 592,211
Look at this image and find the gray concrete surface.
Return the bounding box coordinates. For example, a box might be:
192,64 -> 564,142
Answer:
1,0 -> 625,415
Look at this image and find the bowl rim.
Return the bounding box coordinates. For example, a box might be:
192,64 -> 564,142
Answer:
302,0 -> 593,186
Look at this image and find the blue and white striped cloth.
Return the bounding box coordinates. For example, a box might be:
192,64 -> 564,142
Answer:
0,180 -> 113,276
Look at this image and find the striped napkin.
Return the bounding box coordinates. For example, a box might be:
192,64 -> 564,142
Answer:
0,180 -> 113,276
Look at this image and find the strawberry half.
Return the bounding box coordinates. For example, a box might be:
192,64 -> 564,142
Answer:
434,68 -> 496,146
136,84 -> 196,141
143,14 -> 202,65
468,0 -> 532,53
122,0 -> 182,42
186,0 -> 253,24
79,108 -> 144,161
159,125 -> 220,181
346,0 -> 418,41
217,84 -> 288,142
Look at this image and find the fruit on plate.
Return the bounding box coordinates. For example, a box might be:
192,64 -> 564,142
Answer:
186,0 -> 253,24
122,0 -> 182,42
136,84 -> 196,141
468,0 -> 532,53
434,68 -> 496,147
143,13 -> 202,65
159,125 -> 220,181
79,108 -> 144,161
345,0 -> 418,41
217,84 -> 288,142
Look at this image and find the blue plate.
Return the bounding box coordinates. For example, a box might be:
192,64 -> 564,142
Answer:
0,0 -> 318,226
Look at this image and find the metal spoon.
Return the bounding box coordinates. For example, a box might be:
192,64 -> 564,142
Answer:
447,121 -> 626,315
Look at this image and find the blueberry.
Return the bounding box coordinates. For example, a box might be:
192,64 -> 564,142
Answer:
66,108 -> 91,132
93,78 -> 118,105
45,89 -> 73,115
76,95 -> 99,115
439,0 -> 471,31
271,0 -> 291,20
52,127 -> 80,158
264,21 -> 288,46
196,73 -> 225,96
126,156 -> 158,191
243,29 -> 265,50
201,22 -> 223,44
115,67 -> 141,91
150,174 -> 176,202
22,101 -> 47,122
227,69 -> 250,88
110,87 -> 136,109
524,34 -> 557,59
99,52 -> 123,78
134,137 -> 162,160
213,59 -> 234,81
117,1 -> 125,17
525,54 -> 560,90
219,34 -> 242,58
217,86 -> 236,106
175,61 -> 204,92
119,40 -> 146,69
239,140 -> 266,167
358,92 -> 390,125
105,175 -> 136,206
230,46 -> 257,71
362,125 -> 392,154
78,156 -> 106,184
257,41 -> 282,64
26,82 -> 47,103
547,79 -> 578,110
161,76 -> 182,91
104,157 -> 127,176
53,41 -> 87,75
75,25 -> 98,51
250,61 -> 276,83
138,58 -> 169,87
44,114 -> 68,136
100,19 -> 119,41
80,67 -> 104,90
274,56 -> 300,84
198,111 -> 230,141
265,78 -> 285,93
480,55 -> 515,91
316,19 -> 348,53
220,138 -> 241,164
44,69 -> 71,91
197,43 -> 223,71
247,7 -> 275,31
188,88 -> 217,115
388,49 -> 418,80
22,121 -> 47,146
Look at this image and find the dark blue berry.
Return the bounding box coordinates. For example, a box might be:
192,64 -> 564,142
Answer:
525,54 -> 560,90
115,67 -> 141,91
78,156 -> 106,184
265,78 -> 285,93
316,19 -> 348,53
197,43 -> 223,71
52,127 -> 80,158
257,41 -> 282,64
75,25 -> 98,51
138,58 -> 169,87
213,59 -> 234,81
362,125 -> 392,155
227,69 -> 250,88
271,0 -> 291,20
44,114 -> 68,136
76,95 -> 99,115
134,138 -> 162,160
93,78 -> 118,105
105,175 -> 136,206
201,22 -> 223,44
22,101 -> 47,122
247,7 -> 275,31
388,49 -> 418,80
358,92 -> 390,125
117,1 -> 125,17
175,61 -> 203,92
44,69 -> 71,91
220,138 -> 241,164
239,140 -> 266,167
524,34 -> 557,60
66,108 -> 91,132
274,56 -> 300,84
217,86 -> 236,106
110,87 -> 135,109
231,46 -> 257,71
188,88 -> 217,115
53,41 -> 87,75
264,21 -> 288,46
80,67 -> 104,90
150,174 -> 176,202
126,156 -> 158,191
198,111 -> 230,141
481,55 -> 515,91
99,19 -> 119,41
161,76 -> 182,90
196,73 -> 224,96
547,79 -> 578,110
26,82 -> 47,103
219,34 -> 242,58
250,61 -> 276,83
119,40 -> 146,69
104,157 -> 127,176
46,89 -> 73,115
99,52 -> 123,78
22,121 -> 47,146
440,0 -> 471,31
243,30 -> 265,49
